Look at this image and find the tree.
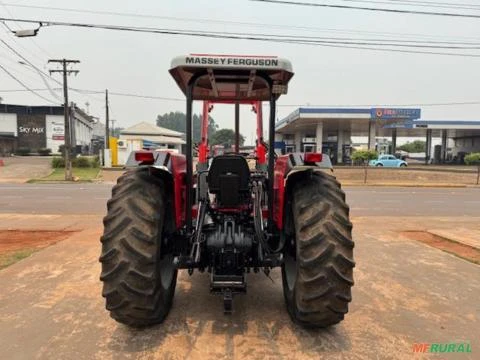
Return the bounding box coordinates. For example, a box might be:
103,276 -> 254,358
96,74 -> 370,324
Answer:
351,149 -> 378,184
397,140 -> 426,153
465,152 -> 480,185
351,149 -> 378,165
156,111 -> 218,143
210,129 -> 245,147
111,127 -> 124,138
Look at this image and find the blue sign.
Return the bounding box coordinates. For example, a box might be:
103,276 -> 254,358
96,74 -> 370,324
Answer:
274,141 -> 286,150
371,108 -> 421,120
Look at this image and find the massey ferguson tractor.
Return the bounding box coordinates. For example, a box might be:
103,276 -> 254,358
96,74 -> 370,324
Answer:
100,54 -> 355,328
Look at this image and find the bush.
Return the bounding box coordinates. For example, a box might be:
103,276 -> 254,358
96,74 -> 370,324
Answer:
91,155 -> 100,168
351,149 -> 378,165
72,156 -> 91,168
38,148 -> 52,156
465,152 -> 480,165
15,147 -> 30,156
52,155 -> 99,168
51,157 -> 65,168
58,145 -> 65,155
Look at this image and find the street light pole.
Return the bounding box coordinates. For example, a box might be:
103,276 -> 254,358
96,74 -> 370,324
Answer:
105,89 -> 110,149
49,59 -> 80,181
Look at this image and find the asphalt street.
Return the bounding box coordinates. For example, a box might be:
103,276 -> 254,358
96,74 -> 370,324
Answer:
1,183 -> 479,216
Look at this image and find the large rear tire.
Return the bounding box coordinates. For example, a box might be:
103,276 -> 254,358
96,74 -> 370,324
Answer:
282,171 -> 355,327
100,168 -> 177,327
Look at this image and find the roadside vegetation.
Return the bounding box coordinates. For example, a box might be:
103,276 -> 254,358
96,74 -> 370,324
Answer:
350,149 -> 379,183
351,149 -> 378,165
465,152 -> 480,185
0,249 -> 37,270
28,155 -> 101,182
397,140 -> 426,153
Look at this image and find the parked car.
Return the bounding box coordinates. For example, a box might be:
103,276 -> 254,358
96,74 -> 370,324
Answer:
369,154 -> 408,167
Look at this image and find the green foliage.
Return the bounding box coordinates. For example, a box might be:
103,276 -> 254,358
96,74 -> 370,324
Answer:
52,156 -> 99,168
351,149 -> 378,165
0,248 -> 37,270
156,111 -> 218,142
38,148 -> 52,156
51,157 -> 65,168
210,128 -> 246,147
111,127 -> 124,138
72,156 -> 92,168
15,147 -> 30,156
464,152 -> 480,165
397,140 -> 426,153
91,155 -> 100,168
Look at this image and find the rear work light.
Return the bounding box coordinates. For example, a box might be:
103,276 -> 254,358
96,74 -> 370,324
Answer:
135,151 -> 155,164
304,152 -> 322,164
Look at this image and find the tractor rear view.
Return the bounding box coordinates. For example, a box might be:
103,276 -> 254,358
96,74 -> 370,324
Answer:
100,54 -> 354,327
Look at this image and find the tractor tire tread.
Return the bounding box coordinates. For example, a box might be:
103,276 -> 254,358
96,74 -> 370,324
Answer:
284,170 -> 355,328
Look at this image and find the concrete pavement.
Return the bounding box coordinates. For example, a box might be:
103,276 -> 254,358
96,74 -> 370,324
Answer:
0,157 -> 52,183
0,215 -> 478,359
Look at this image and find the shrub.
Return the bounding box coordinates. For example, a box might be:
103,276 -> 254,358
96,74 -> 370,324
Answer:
351,149 -> 378,165
15,147 -> 30,156
72,156 -> 91,168
464,152 -> 480,165
51,157 -> 65,168
91,155 -> 100,168
38,148 -> 52,156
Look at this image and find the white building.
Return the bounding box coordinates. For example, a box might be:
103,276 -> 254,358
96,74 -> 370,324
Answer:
0,103 -> 96,154
117,122 -> 185,165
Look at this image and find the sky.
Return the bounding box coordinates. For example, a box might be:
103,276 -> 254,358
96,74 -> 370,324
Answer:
1,0 -> 480,145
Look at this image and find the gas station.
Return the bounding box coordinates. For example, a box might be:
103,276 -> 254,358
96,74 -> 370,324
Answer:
275,107 -> 480,164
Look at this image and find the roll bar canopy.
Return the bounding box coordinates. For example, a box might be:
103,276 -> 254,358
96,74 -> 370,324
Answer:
169,54 -> 294,101
169,54 -> 294,232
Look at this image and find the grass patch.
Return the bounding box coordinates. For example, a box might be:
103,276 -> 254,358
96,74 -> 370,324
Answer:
401,231 -> 480,265
0,248 -> 37,270
30,167 -> 100,182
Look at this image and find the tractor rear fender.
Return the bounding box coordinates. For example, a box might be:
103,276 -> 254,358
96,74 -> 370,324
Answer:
127,150 -> 186,231
273,153 -> 332,229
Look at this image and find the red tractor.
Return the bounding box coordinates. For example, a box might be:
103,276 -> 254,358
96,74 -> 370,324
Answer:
100,54 -> 354,327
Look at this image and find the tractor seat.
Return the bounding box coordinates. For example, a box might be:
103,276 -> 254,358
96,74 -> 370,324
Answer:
207,155 -> 250,206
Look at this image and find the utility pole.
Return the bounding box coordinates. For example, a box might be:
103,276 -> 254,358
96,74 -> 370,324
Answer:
49,59 -> 80,181
105,89 -> 110,149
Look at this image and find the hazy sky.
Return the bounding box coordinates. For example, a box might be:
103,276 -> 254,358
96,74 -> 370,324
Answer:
1,0 -> 480,144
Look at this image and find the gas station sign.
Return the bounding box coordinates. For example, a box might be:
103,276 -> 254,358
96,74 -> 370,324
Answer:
371,108 -> 421,120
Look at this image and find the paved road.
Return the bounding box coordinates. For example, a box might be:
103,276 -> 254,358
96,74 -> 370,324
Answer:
0,216 -> 478,359
1,183 -> 479,216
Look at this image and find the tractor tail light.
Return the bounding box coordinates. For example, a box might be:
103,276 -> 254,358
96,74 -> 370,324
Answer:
135,151 -> 155,164
304,152 -> 322,164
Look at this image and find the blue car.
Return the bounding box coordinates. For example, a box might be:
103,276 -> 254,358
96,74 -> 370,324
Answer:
369,154 -> 408,167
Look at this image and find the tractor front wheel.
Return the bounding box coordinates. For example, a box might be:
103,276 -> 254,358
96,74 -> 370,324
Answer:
282,171 -> 355,327
100,168 -> 177,327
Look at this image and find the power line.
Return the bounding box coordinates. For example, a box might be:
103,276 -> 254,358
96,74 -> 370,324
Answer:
251,0 -> 480,19
339,0 -> 480,11
0,17 -> 479,57
3,3 -> 480,42
0,38 -> 65,95
1,87 -> 479,108
0,38 -> 103,102
353,0 -> 480,8
275,101 -> 480,107
0,63 -> 58,104
0,1 -> 52,57
0,87 -> 185,101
